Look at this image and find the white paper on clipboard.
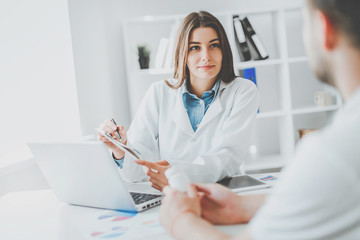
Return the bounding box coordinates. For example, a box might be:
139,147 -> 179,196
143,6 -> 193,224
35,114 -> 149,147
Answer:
95,128 -> 140,160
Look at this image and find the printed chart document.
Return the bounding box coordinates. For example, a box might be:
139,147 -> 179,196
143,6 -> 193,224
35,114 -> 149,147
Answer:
71,209 -> 168,239
95,128 -> 140,160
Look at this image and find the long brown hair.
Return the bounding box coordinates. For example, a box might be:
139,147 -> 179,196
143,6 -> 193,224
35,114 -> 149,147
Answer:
166,11 -> 236,89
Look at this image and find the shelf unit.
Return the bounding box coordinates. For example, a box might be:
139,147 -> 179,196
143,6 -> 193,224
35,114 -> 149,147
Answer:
122,7 -> 342,171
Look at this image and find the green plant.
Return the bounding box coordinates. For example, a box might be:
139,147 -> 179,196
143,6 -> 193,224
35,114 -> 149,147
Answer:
137,45 -> 150,69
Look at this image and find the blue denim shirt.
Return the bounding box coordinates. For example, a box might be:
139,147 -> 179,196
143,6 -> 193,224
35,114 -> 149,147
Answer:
113,152 -> 124,168
182,79 -> 220,132
114,79 -> 220,168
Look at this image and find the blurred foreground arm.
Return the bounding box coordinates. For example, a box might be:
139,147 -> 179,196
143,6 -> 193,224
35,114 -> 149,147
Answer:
159,184 -> 266,240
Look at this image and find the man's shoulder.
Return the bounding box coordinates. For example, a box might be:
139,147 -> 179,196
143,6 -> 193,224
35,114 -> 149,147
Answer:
292,118 -> 360,180
321,113 -> 360,163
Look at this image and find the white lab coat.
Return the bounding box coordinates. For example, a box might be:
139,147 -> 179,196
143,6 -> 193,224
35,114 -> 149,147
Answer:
121,77 -> 259,183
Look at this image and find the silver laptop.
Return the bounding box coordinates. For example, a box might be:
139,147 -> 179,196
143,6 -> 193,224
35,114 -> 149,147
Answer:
28,141 -> 162,212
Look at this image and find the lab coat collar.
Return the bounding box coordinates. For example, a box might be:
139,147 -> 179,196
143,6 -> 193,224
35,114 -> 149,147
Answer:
172,83 -> 195,136
197,94 -> 222,131
182,78 -> 220,97
219,79 -> 233,91
171,78 -> 235,136
196,79 -> 234,132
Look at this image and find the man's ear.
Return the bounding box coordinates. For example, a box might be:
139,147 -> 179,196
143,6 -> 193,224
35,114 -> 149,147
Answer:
316,10 -> 338,51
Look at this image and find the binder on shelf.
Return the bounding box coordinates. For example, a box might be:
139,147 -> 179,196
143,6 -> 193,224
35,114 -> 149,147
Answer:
240,17 -> 269,60
154,37 -> 169,69
242,67 -> 257,86
233,15 -> 251,62
240,67 -> 259,113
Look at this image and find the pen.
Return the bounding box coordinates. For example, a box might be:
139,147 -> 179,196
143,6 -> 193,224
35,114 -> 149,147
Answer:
111,118 -> 122,140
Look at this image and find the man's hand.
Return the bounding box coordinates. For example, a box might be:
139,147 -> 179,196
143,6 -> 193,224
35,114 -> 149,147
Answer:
195,183 -> 266,224
194,183 -> 245,224
160,184 -> 253,240
134,160 -> 170,191
159,185 -> 201,234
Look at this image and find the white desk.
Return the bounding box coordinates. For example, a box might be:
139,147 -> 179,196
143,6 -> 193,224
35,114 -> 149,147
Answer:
0,174 -> 279,240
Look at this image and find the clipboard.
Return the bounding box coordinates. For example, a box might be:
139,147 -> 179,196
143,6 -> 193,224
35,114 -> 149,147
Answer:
95,128 -> 140,160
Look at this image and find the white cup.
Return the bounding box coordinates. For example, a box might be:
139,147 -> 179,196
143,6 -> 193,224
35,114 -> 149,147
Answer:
165,166 -> 191,192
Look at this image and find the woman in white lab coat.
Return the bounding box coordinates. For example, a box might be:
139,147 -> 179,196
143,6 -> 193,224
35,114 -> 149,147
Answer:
98,11 -> 259,191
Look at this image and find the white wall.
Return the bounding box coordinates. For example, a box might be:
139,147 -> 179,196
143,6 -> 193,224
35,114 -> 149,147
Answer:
0,0 -> 81,194
0,0 -> 81,157
68,0 -> 304,136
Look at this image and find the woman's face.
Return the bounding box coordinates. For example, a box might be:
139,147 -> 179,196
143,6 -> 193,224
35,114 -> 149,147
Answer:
187,27 -> 222,83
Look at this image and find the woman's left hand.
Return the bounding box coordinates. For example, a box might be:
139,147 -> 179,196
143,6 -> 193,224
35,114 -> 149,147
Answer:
159,185 -> 201,235
134,159 -> 170,191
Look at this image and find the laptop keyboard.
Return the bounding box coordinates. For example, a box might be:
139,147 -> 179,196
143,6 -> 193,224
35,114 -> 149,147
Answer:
130,192 -> 161,205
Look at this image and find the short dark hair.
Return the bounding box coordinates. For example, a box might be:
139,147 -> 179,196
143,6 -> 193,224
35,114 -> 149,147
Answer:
166,11 -> 236,89
308,0 -> 360,49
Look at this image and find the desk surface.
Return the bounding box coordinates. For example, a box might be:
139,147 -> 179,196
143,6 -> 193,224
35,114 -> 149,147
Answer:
0,173 -> 279,240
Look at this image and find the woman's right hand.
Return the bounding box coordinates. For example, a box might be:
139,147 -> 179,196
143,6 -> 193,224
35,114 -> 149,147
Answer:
97,119 -> 128,159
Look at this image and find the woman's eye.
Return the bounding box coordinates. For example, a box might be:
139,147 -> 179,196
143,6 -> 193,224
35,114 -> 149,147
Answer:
189,46 -> 200,51
210,43 -> 220,48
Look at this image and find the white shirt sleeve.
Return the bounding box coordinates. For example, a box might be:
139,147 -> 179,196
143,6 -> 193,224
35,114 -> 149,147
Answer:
120,83 -> 160,182
249,134 -> 360,240
182,81 -> 259,183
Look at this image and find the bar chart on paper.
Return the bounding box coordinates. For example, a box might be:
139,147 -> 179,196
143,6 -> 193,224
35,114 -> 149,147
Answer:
72,210 -> 168,239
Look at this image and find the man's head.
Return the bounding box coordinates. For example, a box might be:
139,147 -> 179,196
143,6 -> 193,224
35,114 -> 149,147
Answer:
303,0 -> 360,87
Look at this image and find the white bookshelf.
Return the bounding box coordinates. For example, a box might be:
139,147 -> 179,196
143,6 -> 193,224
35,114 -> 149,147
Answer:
122,7 -> 342,171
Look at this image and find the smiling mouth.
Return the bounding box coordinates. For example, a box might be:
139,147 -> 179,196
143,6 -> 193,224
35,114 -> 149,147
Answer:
198,65 -> 215,70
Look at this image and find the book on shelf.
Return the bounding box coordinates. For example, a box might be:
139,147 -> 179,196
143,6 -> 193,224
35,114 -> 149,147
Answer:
154,37 -> 169,69
233,15 -> 251,62
164,22 -> 180,69
240,16 -> 269,60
